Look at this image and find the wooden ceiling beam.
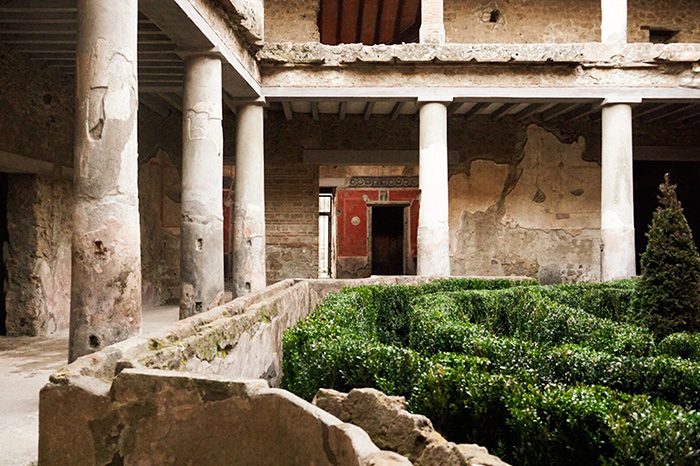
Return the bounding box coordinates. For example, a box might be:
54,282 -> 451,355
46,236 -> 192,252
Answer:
282,101 -> 294,121
363,101 -> 376,120
491,103 -> 518,120
464,102 -> 489,120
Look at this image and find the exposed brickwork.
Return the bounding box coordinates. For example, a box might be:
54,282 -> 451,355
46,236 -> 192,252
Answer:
265,163 -> 319,283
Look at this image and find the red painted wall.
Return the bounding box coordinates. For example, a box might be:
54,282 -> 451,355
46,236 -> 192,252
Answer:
336,188 -> 420,258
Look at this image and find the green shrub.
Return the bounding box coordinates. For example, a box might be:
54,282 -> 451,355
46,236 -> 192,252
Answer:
282,279 -> 700,465
637,174 -> 700,338
657,332 -> 700,362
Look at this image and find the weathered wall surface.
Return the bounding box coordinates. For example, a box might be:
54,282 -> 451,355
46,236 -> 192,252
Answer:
0,47 -> 73,166
266,111 -> 600,283
264,0 -> 319,42
444,0 -> 600,43
265,113 -> 321,283
41,278 -> 449,465
40,369 -> 405,466
5,175 -> 72,336
449,125 -> 601,283
138,107 -> 184,307
629,0 -> 700,43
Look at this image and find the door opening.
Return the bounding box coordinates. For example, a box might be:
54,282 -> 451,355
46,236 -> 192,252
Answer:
318,189 -> 334,278
0,173 -> 8,335
371,205 -> 405,275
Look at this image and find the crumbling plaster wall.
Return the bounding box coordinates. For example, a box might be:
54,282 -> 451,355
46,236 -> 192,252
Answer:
264,0 -> 319,42
5,175 -> 72,336
0,47 -> 73,166
138,106 -> 183,307
444,0 -> 601,44
628,0 -> 700,43
265,111 -> 603,283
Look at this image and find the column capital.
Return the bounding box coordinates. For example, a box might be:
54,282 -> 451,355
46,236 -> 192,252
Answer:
234,97 -> 267,107
602,97 -> 642,106
416,94 -> 453,105
177,47 -> 223,61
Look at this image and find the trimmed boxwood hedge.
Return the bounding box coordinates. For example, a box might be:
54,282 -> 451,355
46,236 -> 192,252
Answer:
282,279 -> 700,465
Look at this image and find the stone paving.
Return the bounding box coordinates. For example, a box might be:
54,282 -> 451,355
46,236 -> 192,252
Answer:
0,305 -> 180,466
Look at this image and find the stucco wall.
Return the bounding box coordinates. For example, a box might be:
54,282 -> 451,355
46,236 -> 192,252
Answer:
138,107 -> 184,307
5,175 -> 73,336
0,47 -> 74,166
628,0 -> 700,43
264,0 -> 319,42
265,112 -> 601,283
444,0 -> 601,43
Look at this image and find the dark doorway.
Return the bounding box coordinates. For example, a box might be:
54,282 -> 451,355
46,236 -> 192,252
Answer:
371,205 -> 405,275
634,161 -> 700,274
0,173 -> 7,335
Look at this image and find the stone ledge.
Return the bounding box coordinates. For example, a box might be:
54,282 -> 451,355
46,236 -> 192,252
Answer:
314,388 -> 511,466
258,42 -> 700,67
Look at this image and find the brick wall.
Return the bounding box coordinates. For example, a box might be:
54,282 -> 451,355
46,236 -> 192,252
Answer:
265,163 -> 319,283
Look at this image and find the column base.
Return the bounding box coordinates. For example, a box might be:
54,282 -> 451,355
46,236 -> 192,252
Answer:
417,225 -> 450,277
601,227 -> 636,281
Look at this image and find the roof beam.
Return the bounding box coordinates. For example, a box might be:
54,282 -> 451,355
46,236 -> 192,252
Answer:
464,102 -> 489,120
634,103 -> 672,119
491,103 -> 518,120
282,101 -> 294,120
644,104 -> 697,123
157,93 -> 183,112
568,104 -> 601,121
363,101 -> 376,120
514,103 -> 550,121
541,103 -> 580,121
390,101 -> 406,120
447,101 -> 468,116
140,93 -> 172,117
311,102 -> 320,120
339,101 -> 348,120
665,106 -> 700,124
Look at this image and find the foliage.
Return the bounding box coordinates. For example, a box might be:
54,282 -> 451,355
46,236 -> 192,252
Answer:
637,174 -> 700,338
282,279 -> 700,465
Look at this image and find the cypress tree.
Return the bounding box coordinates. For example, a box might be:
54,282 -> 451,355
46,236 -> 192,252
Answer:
638,173 -> 700,338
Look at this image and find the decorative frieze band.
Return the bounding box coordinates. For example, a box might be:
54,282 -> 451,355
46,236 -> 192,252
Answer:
348,176 -> 419,188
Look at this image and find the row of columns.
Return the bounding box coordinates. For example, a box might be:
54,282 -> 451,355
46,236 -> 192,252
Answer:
416,99 -> 638,282
69,0 -> 637,360
69,0 -> 266,360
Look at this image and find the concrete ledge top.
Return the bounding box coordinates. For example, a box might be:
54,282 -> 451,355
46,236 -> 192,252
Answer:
258,42 -> 700,67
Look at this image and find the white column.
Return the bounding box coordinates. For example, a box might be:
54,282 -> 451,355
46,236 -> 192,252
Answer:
420,0 -> 446,44
418,102 -> 451,277
232,104 -> 266,297
601,0 -> 627,43
601,103 -> 636,281
69,0 -> 141,362
180,54 -> 225,319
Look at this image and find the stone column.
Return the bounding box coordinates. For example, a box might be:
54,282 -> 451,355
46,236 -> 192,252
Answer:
417,101 -> 451,277
601,102 -> 636,281
180,54 -> 225,319
232,103 -> 266,297
69,0 -> 141,362
601,0 -> 627,43
420,0 -> 446,44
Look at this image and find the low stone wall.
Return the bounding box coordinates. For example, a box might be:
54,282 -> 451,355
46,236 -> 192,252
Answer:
39,276 -> 449,465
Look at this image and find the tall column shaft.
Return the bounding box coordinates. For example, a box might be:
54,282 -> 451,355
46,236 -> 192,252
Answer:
417,102 -> 450,277
233,104 -> 266,297
420,0 -> 446,44
180,55 -> 225,319
601,0 -> 627,43
69,0 -> 141,361
601,103 -> 636,281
